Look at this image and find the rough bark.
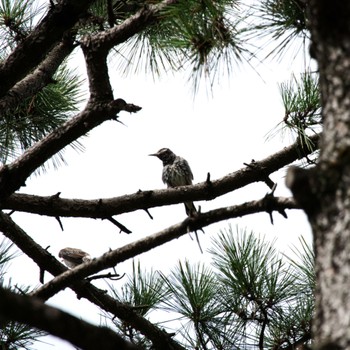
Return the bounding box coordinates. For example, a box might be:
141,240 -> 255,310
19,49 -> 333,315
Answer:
1,133 -> 318,218
0,0 -> 323,348
0,0 -> 95,96
287,1 -> 350,348
0,212 -> 186,350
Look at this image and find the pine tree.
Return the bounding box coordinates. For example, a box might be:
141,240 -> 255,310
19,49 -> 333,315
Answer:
0,0 -> 347,349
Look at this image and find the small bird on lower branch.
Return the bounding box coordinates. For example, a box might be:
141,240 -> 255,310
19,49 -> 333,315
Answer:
59,247 -> 91,268
149,148 -> 203,251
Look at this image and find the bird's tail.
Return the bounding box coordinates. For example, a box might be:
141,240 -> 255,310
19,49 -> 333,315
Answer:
184,201 -> 197,216
184,202 -> 205,253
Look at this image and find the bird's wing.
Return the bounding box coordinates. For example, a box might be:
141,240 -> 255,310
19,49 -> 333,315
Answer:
60,248 -> 88,259
178,158 -> 194,183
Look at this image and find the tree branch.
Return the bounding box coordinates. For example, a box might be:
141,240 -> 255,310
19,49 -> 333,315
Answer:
87,0 -> 179,51
0,286 -> 141,350
31,196 -> 298,300
0,211 -> 185,350
0,99 -> 141,200
0,35 -> 77,113
2,133 -> 319,217
0,193 -> 296,347
0,0 -> 180,201
0,0 -> 95,96
79,0 -> 179,100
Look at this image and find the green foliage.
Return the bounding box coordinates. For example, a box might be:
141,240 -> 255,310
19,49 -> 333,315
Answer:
0,0 -> 318,348
257,0 -> 308,35
266,71 -> 320,163
266,237 -> 314,348
211,228 -> 296,306
110,260 -> 168,317
209,227 -> 313,349
0,321 -> 46,350
82,0 -> 248,91
251,0 -> 309,59
0,0 -> 85,170
287,236 -> 315,298
0,239 -> 46,350
0,63 -> 85,168
0,239 -> 15,281
0,0 -> 43,53
161,260 -> 227,349
280,71 -> 321,134
88,0 -> 109,19
111,227 -> 314,349
108,260 -> 168,346
266,297 -> 313,349
116,0 -> 246,89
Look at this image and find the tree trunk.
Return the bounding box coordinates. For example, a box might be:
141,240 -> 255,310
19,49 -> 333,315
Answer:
288,1 -> 350,348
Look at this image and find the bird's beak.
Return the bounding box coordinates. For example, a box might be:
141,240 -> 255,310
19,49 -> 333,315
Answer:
149,153 -> 158,157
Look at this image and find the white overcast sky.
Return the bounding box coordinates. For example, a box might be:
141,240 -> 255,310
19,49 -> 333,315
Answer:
3,11 -> 316,349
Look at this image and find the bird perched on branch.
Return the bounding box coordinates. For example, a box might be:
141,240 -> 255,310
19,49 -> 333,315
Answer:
149,148 -> 203,252
59,247 -> 91,268
149,148 -> 198,216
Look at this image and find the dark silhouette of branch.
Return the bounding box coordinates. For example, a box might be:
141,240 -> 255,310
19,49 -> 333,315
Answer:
0,211 -> 186,350
55,216 -> 64,231
0,0 -> 96,96
86,271 -> 125,282
263,183 -> 288,224
0,0 -> 177,202
80,0 -> 179,101
0,193 -> 298,348
0,35 -> 77,113
0,0 -> 313,348
244,160 -> 275,189
2,133 -> 319,218
259,308 -> 269,350
89,0 -> 178,49
0,99 -> 141,200
106,217 -> 132,234
31,196 -> 298,300
0,286 -> 141,350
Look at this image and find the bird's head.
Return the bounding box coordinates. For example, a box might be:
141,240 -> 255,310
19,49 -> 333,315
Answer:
149,148 -> 176,164
59,247 -> 91,268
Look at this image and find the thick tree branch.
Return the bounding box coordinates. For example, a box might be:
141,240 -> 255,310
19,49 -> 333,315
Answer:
88,0 -> 178,50
0,0 -> 95,96
0,99 -> 141,200
2,133 -> 319,217
0,193 -> 297,348
305,2 -> 350,347
0,211 -> 185,350
0,286 -> 141,350
0,0 -> 180,201
79,0 -> 179,100
0,0 -> 316,348
0,35 -> 77,113
81,36 -> 113,101
31,196 -> 298,300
